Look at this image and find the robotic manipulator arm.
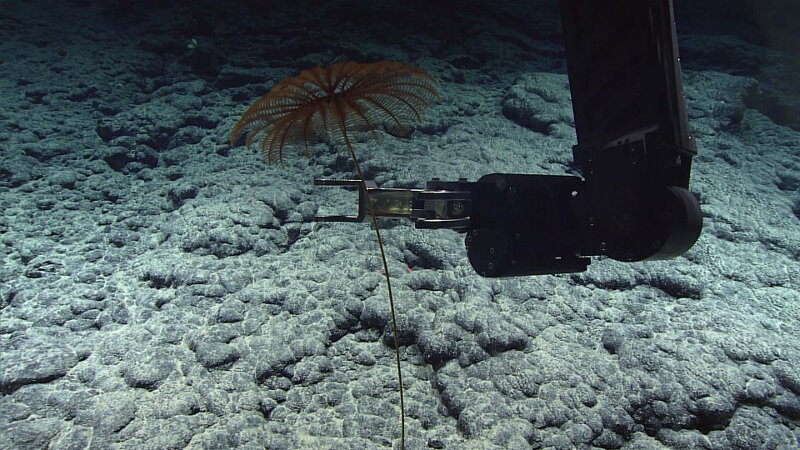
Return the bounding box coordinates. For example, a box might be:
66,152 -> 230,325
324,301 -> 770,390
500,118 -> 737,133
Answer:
315,0 -> 703,277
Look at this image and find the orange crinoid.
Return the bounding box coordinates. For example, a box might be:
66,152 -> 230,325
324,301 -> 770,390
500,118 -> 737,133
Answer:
230,61 -> 438,450
229,60 -> 439,162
